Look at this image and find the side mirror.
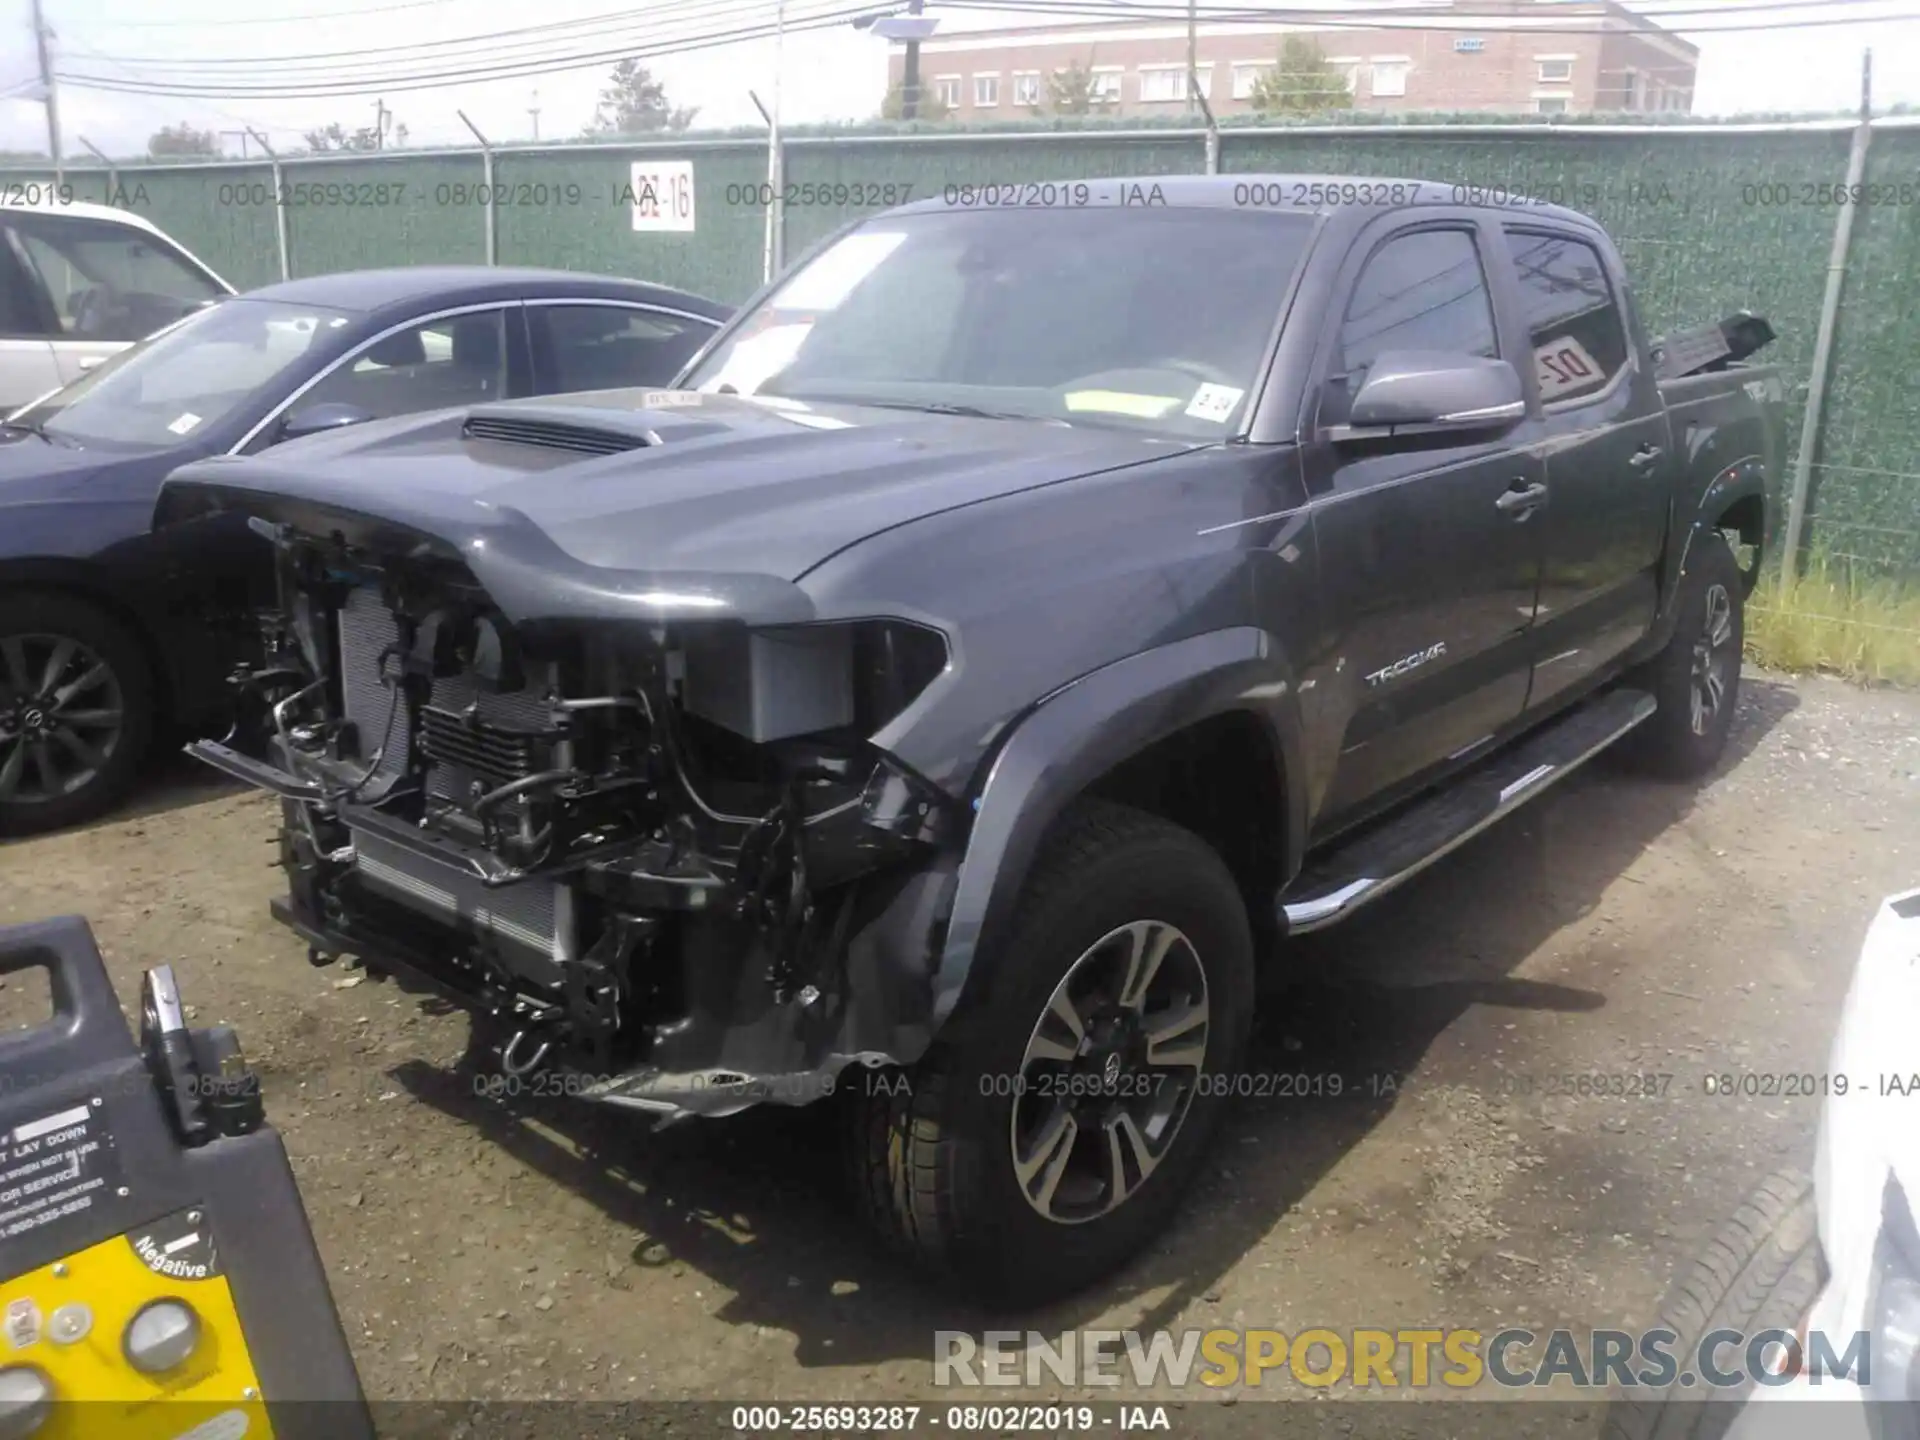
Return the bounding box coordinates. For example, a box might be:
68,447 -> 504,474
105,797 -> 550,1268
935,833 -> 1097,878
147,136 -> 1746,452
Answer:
1335,351 -> 1525,440
277,401 -> 375,444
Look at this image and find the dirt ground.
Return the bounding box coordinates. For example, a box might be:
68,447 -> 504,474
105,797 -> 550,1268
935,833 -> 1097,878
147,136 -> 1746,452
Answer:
2,669 -> 1917,1418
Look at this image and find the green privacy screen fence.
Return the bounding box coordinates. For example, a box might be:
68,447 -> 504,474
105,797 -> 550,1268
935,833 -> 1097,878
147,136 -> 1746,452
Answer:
10,115 -> 1919,574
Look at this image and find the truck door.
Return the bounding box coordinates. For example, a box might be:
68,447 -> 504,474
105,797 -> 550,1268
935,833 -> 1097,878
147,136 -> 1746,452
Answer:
1304,220 -> 1545,827
1494,225 -> 1670,710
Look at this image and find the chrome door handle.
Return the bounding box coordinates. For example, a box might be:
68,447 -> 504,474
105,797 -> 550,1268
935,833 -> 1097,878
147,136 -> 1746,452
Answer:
1495,481 -> 1549,515
1628,445 -> 1664,470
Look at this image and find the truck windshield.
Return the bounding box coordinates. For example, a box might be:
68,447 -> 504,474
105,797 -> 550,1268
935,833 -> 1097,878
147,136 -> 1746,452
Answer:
18,297 -> 353,449
683,206 -> 1316,436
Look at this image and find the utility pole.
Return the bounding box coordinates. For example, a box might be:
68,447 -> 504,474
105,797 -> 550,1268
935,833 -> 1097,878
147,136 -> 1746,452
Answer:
30,0 -> 61,182
901,0 -> 925,119
372,98 -> 388,149
1186,0 -> 1197,114
764,0 -> 786,283
528,89 -> 541,141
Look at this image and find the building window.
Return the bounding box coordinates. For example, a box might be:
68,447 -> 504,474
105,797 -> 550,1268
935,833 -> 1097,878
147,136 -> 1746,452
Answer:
1626,69 -> 1645,110
1536,97 -> 1569,115
1370,59 -> 1410,98
1330,57 -> 1362,94
1090,67 -> 1122,103
1231,62 -> 1268,100
934,75 -> 961,109
1012,71 -> 1041,106
1137,66 -> 1187,103
973,73 -> 999,107
1536,56 -> 1575,83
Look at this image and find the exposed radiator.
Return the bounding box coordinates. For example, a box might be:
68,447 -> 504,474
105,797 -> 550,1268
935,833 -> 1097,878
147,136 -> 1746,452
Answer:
352,832 -> 561,984
337,586 -> 554,801
336,587 -> 565,985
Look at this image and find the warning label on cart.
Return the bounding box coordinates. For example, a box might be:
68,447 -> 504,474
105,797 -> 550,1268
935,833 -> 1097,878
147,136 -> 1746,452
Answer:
0,1102 -> 121,1241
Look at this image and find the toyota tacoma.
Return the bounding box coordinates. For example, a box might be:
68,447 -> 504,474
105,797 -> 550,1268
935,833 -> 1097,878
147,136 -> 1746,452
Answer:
155,175 -> 1783,1305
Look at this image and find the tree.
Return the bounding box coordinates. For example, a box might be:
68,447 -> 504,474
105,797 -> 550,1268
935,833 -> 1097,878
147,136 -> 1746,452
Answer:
1046,58 -> 1112,116
879,80 -> 950,121
1247,37 -> 1353,116
148,123 -> 219,158
302,120 -> 387,153
587,59 -> 697,135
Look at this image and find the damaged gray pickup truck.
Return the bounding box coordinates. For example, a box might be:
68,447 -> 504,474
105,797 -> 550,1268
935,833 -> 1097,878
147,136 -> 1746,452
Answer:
158,175 -> 1782,1304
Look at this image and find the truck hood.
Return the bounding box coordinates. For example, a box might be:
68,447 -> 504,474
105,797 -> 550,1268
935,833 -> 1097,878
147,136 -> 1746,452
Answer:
156,390 -> 1198,626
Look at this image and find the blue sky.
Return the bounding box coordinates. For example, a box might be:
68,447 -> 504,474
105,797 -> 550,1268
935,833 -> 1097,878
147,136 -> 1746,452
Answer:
2,0 -> 1917,158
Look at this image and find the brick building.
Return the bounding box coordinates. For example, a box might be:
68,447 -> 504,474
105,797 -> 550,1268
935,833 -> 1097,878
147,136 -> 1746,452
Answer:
887,0 -> 1698,119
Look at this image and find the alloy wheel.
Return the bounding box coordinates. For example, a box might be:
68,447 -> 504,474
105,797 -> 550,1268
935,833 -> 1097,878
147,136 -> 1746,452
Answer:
0,632 -> 127,807
1688,583 -> 1735,737
1009,919 -> 1211,1224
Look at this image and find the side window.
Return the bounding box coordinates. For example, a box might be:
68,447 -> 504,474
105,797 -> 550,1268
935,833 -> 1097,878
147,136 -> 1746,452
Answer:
531,305 -> 716,394
1324,228 -> 1497,427
0,230 -> 57,337
298,310 -> 508,421
1501,230 -> 1631,405
9,214 -> 224,343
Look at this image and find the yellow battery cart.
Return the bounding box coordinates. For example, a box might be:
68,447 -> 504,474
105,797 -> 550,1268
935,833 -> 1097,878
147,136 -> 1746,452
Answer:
0,915 -> 373,1440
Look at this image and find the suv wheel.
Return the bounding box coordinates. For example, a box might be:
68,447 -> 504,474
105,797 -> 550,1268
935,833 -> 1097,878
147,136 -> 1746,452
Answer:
847,800 -> 1254,1306
1603,1169 -> 1818,1440
1625,530 -> 1745,779
0,593 -> 154,838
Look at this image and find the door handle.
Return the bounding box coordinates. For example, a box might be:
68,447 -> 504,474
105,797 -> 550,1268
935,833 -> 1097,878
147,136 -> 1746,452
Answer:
77,356 -> 106,371
1628,444 -> 1664,470
1495,480 -> 1549,516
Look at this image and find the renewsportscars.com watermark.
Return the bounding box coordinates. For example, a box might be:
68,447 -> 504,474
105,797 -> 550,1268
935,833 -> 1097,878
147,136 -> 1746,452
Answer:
935,1327 -> 1872,1391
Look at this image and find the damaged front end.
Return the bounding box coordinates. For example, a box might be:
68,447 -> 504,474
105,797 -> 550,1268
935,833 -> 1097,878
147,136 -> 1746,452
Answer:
187,517 -> 961,1122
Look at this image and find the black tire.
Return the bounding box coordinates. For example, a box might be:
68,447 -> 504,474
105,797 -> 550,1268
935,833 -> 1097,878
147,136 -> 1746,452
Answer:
845,800 -> 1255,1307
0,591 -> 155,838
1603,1168 -> 1820,1440
1624,531 -> 1745,779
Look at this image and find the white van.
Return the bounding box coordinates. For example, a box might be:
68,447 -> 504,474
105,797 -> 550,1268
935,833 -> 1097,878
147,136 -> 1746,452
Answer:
0,195 -> 233,412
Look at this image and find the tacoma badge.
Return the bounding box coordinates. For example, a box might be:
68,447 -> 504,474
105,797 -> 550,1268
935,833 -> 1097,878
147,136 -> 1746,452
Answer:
1365,642 -> 1447,688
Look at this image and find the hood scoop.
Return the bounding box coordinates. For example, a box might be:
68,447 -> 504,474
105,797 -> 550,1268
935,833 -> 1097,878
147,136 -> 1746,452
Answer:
462,411 -> 660,457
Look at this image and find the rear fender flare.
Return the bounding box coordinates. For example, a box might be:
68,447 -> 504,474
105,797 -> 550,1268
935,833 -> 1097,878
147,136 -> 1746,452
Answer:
1650,456 -> 1767,653
927,626 -> 1306,1033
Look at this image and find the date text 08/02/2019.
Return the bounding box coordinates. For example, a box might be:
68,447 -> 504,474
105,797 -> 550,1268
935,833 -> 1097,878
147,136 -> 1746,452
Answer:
730,1405 -> 1171,1433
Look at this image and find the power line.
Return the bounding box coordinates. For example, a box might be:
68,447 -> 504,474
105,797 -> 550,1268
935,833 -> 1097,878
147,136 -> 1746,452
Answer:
929,0 -> 1920,35
75,0 -> 798,69
57,5 -> 875,98
96,0 -> 468,27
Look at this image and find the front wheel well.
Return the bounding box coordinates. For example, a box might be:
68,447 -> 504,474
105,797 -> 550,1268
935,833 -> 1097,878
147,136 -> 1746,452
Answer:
1082,710 -> 1285,952
1714,493 -> 1766,596
0,574 -> 174,727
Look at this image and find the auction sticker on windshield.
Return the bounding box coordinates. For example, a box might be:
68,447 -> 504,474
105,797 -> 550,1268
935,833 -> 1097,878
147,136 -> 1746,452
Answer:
167,412 -> 203,436
1185,384 -> 1244,422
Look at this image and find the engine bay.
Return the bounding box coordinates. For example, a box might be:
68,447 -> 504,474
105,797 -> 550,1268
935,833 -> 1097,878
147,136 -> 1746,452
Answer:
201,529 -> 957,1103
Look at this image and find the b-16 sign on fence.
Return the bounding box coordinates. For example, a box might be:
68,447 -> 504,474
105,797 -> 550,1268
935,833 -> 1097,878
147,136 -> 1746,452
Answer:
629,160 -> 696,233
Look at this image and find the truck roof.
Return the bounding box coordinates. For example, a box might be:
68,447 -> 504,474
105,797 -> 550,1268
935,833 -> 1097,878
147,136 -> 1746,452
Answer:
892,172 -> 1596,227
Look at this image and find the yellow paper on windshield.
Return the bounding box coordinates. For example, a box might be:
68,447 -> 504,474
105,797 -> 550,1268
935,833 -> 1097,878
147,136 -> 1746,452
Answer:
1063,390 -> 1182,419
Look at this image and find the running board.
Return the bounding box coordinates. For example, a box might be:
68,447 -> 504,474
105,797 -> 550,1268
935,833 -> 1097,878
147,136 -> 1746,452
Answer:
1277,687 -> 1656,935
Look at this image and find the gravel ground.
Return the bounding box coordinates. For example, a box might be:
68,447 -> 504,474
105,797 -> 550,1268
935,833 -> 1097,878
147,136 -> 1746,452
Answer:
1,668 -> 1916,1420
